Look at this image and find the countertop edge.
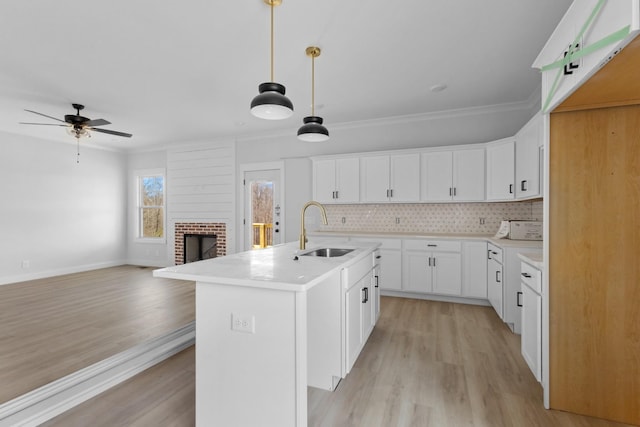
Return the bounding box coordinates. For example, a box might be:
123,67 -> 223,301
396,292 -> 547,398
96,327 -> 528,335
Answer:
153,241 -> 380,292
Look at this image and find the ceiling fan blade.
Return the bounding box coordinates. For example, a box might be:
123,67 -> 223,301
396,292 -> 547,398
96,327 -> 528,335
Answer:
19,122 -> 68,126
90,127 -> 132,138
24,109 -> 66,123
84,118 -> 111,127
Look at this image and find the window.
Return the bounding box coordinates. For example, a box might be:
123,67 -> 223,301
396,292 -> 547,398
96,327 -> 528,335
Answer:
137,170 -> 165,241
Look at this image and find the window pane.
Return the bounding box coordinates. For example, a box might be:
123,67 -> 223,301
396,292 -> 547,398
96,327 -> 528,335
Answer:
142,207 -> 164,238
142,176 -> 164,206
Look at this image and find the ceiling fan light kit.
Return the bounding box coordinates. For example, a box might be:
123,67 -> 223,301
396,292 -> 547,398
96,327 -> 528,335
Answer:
297,46 -> 329,142
250,0 -> 294,120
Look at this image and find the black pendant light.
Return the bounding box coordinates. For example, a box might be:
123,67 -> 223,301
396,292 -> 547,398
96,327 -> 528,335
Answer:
297,46 -> 329,142
250,0 -> 293,120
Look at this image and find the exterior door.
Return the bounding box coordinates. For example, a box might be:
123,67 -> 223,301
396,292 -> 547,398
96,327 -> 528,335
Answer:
243,169 -> 281,251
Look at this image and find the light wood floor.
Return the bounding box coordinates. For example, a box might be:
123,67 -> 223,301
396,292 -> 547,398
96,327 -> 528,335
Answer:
0,265 -> 194,404
43,297 -> 634,427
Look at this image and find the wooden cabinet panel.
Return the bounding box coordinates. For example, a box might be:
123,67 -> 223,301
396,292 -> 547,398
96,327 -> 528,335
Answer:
549,106 -> 640,425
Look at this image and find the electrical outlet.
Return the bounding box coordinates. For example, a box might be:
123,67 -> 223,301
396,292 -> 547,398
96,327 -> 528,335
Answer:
231,313 -> 255,334
341,217 -> 346,224
479,217 -> 486,225
395,217 -> 400,224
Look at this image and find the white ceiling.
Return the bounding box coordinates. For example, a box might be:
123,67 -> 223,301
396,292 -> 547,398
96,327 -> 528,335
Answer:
0,1 -> 572,151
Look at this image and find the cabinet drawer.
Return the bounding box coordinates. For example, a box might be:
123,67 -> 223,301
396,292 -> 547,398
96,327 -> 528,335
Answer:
520,262 -> 542,294
344,256 -> 374,289
404,239 -> 461,252
487,243 -> 503,263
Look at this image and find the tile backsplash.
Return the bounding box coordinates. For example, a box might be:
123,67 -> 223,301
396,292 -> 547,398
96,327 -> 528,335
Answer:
321,200 -> 543,234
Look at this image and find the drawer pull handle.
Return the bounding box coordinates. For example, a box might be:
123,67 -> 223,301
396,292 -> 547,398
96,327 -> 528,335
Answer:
427,244 -> 437,247
496,271 -> 501,283
517,291 -> 523,307
521,272 -> 532,278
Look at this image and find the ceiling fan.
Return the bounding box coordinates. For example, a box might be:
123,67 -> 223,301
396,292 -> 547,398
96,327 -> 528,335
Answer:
20,103 -> 132,139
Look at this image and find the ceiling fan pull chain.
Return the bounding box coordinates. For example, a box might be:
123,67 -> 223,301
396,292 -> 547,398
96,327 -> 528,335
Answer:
76,137 -> 80,164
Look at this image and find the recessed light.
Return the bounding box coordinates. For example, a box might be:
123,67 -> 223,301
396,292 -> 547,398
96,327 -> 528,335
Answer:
430,84 -> 447,93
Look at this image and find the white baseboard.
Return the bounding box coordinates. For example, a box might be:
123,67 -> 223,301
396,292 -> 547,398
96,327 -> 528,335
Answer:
0,322 -> 195,427
0,260 -> 127,286
380,290 -> 490,306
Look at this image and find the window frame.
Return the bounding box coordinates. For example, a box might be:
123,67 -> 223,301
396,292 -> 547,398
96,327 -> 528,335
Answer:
135,168 -> 166,244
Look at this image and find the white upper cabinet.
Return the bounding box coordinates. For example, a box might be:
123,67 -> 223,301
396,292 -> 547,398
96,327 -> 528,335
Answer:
361,154 -> 420,202
313,158 -> 359,204
515,114 -> 542,199
532,0 -> 640,113
421,151 -> 453,202
421,148 -> 485,202
486,138 -> 516,201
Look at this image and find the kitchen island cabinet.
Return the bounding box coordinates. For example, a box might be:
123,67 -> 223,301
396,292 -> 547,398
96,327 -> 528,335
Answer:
154,241 -> 378,427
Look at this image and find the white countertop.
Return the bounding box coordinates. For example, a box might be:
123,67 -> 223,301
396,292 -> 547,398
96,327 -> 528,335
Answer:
518,252 -> 544,270
153,240 -> 379,292
310,230 -> 543,249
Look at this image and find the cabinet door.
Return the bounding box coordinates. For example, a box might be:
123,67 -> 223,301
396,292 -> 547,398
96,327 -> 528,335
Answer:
403,250 -> 432,292
361,155 -> 390,202
378,248 -> 402,290
335,158 -> 360,203
521,284 -> 542,382
345,283 -> 363,372
462,241 -> 488,298
313,159 -> 336,203
515,114 -> 541,199
432,252 -> 462,295
486,139 -> 515,200
453,148 -> 485,201
361,283 -> 374,343
487,258 -> 503,319
421,151 -> 453,201
389,154 -> 420,202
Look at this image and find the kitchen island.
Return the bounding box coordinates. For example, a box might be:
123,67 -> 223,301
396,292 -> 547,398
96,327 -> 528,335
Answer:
154,240 -> 379,427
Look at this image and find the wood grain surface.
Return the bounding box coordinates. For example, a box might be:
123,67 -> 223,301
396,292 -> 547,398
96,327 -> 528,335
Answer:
550,105 -> 640,425
0,265 -> 194,404
45,297 -> 634,427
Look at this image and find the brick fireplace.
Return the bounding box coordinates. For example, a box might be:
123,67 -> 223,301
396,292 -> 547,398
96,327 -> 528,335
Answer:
174,222 -> 226,265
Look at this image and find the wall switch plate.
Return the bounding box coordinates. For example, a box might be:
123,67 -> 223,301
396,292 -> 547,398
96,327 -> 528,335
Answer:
231,313 -> 255,334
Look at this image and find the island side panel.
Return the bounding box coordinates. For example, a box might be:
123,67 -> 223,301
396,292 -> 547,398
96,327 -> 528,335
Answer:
195,281 -> 307,427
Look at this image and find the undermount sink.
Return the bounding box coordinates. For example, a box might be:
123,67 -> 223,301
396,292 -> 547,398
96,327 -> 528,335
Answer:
301,248 -> 354,258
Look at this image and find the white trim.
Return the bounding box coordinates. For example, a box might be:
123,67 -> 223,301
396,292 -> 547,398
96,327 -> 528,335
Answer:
0,260 -> 126,286
380,290 -> 491,307
0,323 -> 195,427
134,168 -> 166,241
238,162 -> 285,251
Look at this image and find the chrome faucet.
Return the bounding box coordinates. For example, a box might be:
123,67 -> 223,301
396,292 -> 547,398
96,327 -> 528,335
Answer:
299,201 -> 328,250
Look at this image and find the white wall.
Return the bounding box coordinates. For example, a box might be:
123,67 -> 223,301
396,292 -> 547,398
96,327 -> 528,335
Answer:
126,150 -> 168,267
0,131 -> 127,285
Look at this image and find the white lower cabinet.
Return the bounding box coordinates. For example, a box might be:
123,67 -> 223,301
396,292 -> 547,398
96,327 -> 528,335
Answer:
350,238 -> 402,291
521,261 -> 542,382
403,240 -> 462,295
462,241 -> 488,298
487,244 -> 504,319
344,256 -> 376,374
